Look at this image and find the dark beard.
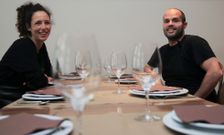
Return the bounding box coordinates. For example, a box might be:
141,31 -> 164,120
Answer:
166,29 -> 184,41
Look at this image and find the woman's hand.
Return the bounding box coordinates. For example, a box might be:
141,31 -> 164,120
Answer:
44,74 -> 53,82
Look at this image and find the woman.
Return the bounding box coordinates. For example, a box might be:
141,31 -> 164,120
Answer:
0,2 -> 53,108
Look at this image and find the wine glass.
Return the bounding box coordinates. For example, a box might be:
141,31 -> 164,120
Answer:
111,51 -> 127,94
53,33 -> 102,135
53,36 -> 76,80
151,46 -> 167,105
75,50 -> 92,80
103,55 -> 113,82
132,43 -> 161,122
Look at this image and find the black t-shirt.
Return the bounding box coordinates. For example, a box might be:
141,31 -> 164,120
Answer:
0,38 -> 52,90
147,35 -> 217,101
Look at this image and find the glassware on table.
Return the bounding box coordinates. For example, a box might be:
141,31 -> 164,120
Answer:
111,51 -> 127,94
132,43 -> 161,122
53,33 -> 102,135
149,46 -> 166,105
75,50 -> 92,80
103,55 -> 113,82
58,75 -> 101,135
53,36 -> 76,79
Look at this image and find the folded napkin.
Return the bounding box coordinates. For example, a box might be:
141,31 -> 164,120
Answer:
129,84 -> 179,92
30,87 -> 62,96
0,107 -> 49,115
0,113 -> 65,135
174,105 -> 224,124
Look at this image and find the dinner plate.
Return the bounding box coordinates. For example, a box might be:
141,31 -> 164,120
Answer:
115,79 -> 137,84
163,112 -> 224,135
59,75 -> 82,80
0,114 -> 73,135
22,93 -> 64,101
129,88 -> 188,97
171,110 -> 224,130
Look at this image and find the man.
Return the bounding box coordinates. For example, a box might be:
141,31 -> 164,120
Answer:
145,8 -> 223,102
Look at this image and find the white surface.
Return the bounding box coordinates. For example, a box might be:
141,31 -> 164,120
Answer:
22,94 -> 64,101
163,112 -> 224,135
171,111 -> 224,130
129,88 -> 188,97
0,114 -> 73,135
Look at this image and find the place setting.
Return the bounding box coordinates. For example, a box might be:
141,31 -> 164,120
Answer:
130,43 -> 166,122
163,105 -> 224,135
129,84 -> 189,98
22,87 -> 64,101
103,53 -> 137,85
0,113 -> 73,135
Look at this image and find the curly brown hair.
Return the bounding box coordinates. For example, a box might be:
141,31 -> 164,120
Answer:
15,2 -> 51,38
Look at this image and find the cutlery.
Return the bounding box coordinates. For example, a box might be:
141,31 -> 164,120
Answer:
16,100 -> 49,105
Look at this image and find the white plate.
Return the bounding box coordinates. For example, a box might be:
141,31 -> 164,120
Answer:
129,88 -> 188,97
171,110 -> 224,130
115,79 -> 137,84
163,112 -> 224,135
59,75 -> 82,80
0,114 -> 73,135
22,94 -> 64,101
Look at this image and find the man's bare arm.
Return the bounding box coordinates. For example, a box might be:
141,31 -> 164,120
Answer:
194,57 -> 223,98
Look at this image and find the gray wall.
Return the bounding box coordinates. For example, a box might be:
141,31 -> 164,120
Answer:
1,0 -> 224,71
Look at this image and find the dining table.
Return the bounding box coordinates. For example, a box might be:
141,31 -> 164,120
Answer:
0,78 -> 218,135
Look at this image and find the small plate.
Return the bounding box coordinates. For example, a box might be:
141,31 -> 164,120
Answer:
59,75 -> 82,80
163,111 -> 224,135
129,88 -> 188,97
22,94 -> 64,101
171,111 -> 224,130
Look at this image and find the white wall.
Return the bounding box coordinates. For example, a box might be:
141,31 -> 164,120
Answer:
1,0 -> 224,71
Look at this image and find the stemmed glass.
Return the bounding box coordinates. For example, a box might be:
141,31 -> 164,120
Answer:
103,55 -> 113,82
75,50 -> 92,80
53,33 -> 102,135
111,51 -> 127,94
132,43 -> 161,122
151,47 -> 166,105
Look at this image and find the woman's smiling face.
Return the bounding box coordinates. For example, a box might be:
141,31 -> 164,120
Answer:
28,11 -> 51,44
